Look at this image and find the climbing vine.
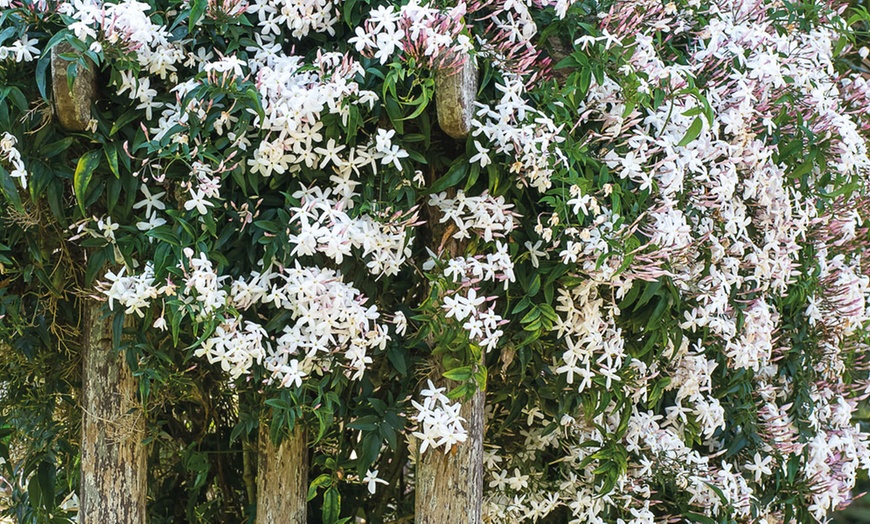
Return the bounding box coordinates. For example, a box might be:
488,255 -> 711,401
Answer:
2,0 -> 870,522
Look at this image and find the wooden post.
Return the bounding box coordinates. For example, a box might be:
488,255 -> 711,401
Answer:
415,387 -> 484,524
416,81 -> 486,519
52,47 -> 146,523
51,42 -> 96,131
256,424 -> 308,524
79,302 -> 147,523
435,54 -> 478,139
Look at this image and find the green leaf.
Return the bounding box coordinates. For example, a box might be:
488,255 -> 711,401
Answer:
357,432 -> 381,474
112,309 -> 124,351
677,117 -> 703,147
264,398 -> 289,410
386,344 -> 407,375
41,137 -> 74,159
347,415 -> 379,431
6,87 -> 26,113
443,365 -> 473,382
146,226 -> 180,246
446,383 -> 471,400
110,110 -> 141,136
65,61 -> 79,93
520,306 -> 541,325
684,512 -> 717,524
702,480 -> 730,506
429,159 -> 467,193
554,54 -> 579,70
36,461 -> 54,509
634,280 -> 661,310
189,0 -> 207,31
464,162 -> 480,191
27,474 -> 43,510
384,96 -> 404,134
105,145 -> 120,178
74,150 -> 101,216
527,274 -> 541,296
538,304 -> 558,323
35,53 -> 52,101
343,0 -> 358,27
322,486 -> 341,524
399,89 -> 432,121
512,296 -> 531,315
313,407 -> 332,443
473,366 -> 487,390
245,87 -> 265,120
307,474 -> 331,502
0,27 -> 15,47
0,164 -> 22,212
523,318 -> 542,332
645,296 -> 669,330
379,422 -> 398,450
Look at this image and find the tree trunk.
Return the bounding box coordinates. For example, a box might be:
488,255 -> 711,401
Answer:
435,53 -> 478,139
420,60 -> 484,521
256,424 -> 308,524
415,387 -> 484,524
79,301 -> 147,523
51,42 -> 96,132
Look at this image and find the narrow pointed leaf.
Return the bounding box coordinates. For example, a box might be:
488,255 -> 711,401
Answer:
74,150 -> 101,216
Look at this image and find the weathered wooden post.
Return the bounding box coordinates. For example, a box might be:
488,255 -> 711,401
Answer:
51,42 -> 96,131
434,55 -> 477,139
256,424 -> 308,524
78,307 -> 147,523
52,46 -> 147,523
415,388 -> 484,524
416,52 -> 484,524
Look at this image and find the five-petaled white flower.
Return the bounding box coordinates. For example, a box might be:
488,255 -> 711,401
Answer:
362,469 -> 388,494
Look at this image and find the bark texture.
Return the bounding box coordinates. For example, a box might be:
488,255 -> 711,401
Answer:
415,387 -> 485,524
79,300 -> 147,523
415,125 -> 486,522
435,56 -> 478,139
256,424 -> 308,524
51,42 -> 96,132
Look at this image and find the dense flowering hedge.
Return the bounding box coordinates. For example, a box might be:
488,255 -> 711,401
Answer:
2,0 -> 870,521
